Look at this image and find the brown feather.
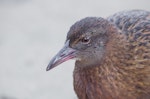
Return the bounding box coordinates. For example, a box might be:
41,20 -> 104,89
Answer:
73,10 -> 150,99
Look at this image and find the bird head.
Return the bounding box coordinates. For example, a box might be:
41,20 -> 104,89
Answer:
46,17 -> 117,71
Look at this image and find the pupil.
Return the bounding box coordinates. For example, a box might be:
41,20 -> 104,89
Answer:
82,38 -> 89,43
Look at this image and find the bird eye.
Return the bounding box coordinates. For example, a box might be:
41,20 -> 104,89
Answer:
81,37 -> 90,44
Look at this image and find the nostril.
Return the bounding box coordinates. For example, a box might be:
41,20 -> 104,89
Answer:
70,51 -> 74,55
60,53 -> 65,57
60,51 -> 75,57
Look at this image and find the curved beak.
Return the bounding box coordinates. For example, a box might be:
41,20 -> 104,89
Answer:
46,40 -> 77,71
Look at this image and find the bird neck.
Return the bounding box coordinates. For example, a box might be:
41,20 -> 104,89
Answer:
73,31 -> 150,99
73,32 -> 133,99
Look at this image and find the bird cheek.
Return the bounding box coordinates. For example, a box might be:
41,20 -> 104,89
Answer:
100,41 -> 104,46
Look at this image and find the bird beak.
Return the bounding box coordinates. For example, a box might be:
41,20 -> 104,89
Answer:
46,40 -> 77,71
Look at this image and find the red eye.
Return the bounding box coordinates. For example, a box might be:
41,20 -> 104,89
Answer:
81,37 -> 90,44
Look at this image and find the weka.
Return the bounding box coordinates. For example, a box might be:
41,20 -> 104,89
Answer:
46,10 -> 150,99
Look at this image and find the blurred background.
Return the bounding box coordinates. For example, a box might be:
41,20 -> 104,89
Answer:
0,0 -> 150,99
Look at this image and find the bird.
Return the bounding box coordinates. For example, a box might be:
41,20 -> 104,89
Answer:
46,10 -> 150,99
